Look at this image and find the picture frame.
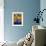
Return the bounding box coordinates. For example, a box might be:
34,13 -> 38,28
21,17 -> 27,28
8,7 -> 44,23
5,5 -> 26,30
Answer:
12,12 -> 23,26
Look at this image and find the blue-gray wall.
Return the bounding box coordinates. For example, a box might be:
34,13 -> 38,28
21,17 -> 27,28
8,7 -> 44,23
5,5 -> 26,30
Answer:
40,0 -> 46,27
4,0 -> 40,42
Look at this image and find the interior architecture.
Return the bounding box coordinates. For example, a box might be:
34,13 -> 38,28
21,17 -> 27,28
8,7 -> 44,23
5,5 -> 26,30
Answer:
0,0 -> 46,46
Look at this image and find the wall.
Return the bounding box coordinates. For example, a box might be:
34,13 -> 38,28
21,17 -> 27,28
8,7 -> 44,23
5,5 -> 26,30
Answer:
4,0 -> 40,42
40,0 -> 46,26
0,0 -> 4,42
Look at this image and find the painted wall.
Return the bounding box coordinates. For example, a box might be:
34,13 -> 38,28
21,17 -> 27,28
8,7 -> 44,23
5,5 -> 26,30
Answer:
4,0 -> 40,42
40,0 -> 46,26
0,0 -> 4,42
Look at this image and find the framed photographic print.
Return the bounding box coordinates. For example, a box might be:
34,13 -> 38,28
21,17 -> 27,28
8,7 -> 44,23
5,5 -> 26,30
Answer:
12,12 -> 23,26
